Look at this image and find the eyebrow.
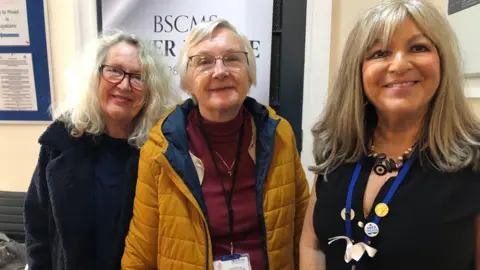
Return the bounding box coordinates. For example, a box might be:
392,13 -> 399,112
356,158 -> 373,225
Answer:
407,33 -> 429,45
368,33 -> 432,52
105,64 -> 142,74
192,48 -> 243,55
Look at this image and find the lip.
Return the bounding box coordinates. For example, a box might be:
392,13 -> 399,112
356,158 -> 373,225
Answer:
111,94 -> 133,102
209,86 -> 235,91
383,80 -> 420,88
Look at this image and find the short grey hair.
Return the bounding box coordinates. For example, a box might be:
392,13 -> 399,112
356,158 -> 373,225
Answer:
54,30 -> 180,148
177,19 -> 257,98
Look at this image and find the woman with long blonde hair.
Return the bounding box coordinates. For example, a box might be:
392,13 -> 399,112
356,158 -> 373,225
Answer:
300,0 -> 480,269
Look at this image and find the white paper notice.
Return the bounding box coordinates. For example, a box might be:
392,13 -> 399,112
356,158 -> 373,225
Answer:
0,53 -> 37,111
0,0 -> 30,46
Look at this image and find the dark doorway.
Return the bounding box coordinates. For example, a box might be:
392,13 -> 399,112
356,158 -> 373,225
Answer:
269,0 -> 307,152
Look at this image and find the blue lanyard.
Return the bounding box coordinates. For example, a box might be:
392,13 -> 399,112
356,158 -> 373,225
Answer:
345,147 -> 418,242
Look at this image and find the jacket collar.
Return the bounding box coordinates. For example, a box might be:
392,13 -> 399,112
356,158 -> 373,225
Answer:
38,120 -> 92,151
156,97 -> 281,221
158,96 -> 279,148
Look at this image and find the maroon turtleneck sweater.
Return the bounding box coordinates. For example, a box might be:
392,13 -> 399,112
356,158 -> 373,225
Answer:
186,107 -> 265,270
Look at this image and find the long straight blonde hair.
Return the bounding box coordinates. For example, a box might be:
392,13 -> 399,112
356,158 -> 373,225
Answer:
310,0 -> 480,175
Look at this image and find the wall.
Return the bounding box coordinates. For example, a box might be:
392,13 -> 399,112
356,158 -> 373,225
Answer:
0,0 -> 78,191
301,0 -> 480,189
301,0 -> 332,188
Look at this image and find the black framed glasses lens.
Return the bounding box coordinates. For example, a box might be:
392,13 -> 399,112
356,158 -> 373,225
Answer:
100,65 -> 144,90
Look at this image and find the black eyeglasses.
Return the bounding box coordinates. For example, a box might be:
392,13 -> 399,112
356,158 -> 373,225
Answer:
99,64 -> 144,91
187,51 -> 249,73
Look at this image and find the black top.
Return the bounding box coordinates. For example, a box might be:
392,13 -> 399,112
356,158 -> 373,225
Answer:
93,134 -> 133,269
313,154 -> 480,270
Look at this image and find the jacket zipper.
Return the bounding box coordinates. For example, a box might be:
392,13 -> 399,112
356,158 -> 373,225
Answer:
204,222 -> 209,270
258,202 -> 270,269
256,177 -> 270,270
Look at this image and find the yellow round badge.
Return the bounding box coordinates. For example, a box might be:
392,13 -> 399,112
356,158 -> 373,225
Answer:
374,203 -> 389,217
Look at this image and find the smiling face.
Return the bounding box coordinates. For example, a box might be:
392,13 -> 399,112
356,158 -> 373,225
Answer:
98,41 -> 145,129
184,27 -> 250,117
362,17 -> 441,118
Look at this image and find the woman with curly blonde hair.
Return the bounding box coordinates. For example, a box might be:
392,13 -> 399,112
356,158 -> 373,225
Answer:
24,30 -> 179,270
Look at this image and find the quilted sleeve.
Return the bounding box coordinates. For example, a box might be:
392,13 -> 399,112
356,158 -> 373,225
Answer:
292,135 -> 310,269
122,145 -> 160,269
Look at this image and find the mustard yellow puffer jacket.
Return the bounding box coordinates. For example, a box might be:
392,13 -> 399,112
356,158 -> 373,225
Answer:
122,98 -> 310,269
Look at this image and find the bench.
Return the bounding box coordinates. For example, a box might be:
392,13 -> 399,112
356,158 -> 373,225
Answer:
0,191 -> 26,243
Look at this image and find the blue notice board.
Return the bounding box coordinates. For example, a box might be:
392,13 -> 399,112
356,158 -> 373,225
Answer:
0,0 -> 52,122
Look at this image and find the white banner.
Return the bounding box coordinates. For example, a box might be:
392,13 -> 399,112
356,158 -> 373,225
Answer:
101,0 -> 274,104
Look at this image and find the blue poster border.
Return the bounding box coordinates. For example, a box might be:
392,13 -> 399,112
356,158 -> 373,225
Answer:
0,0 -> 53,122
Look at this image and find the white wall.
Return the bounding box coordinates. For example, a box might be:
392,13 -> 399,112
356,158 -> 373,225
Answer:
0,0 -> 77,191
0,0 -> 99,191
301,0 -> 332,189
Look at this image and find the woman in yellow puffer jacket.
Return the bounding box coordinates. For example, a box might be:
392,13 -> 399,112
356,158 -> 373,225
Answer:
122,19 -> 310,270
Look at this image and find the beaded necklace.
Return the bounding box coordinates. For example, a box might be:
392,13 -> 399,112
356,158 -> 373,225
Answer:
368,142 -> 416,176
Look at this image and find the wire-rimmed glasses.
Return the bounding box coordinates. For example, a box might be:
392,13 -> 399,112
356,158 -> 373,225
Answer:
188,51 -> 249,73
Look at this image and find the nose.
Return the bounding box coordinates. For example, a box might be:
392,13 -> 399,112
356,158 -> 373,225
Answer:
117,75 -> 131,91
388,51 -> 412,75
211,59 -> 229,79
